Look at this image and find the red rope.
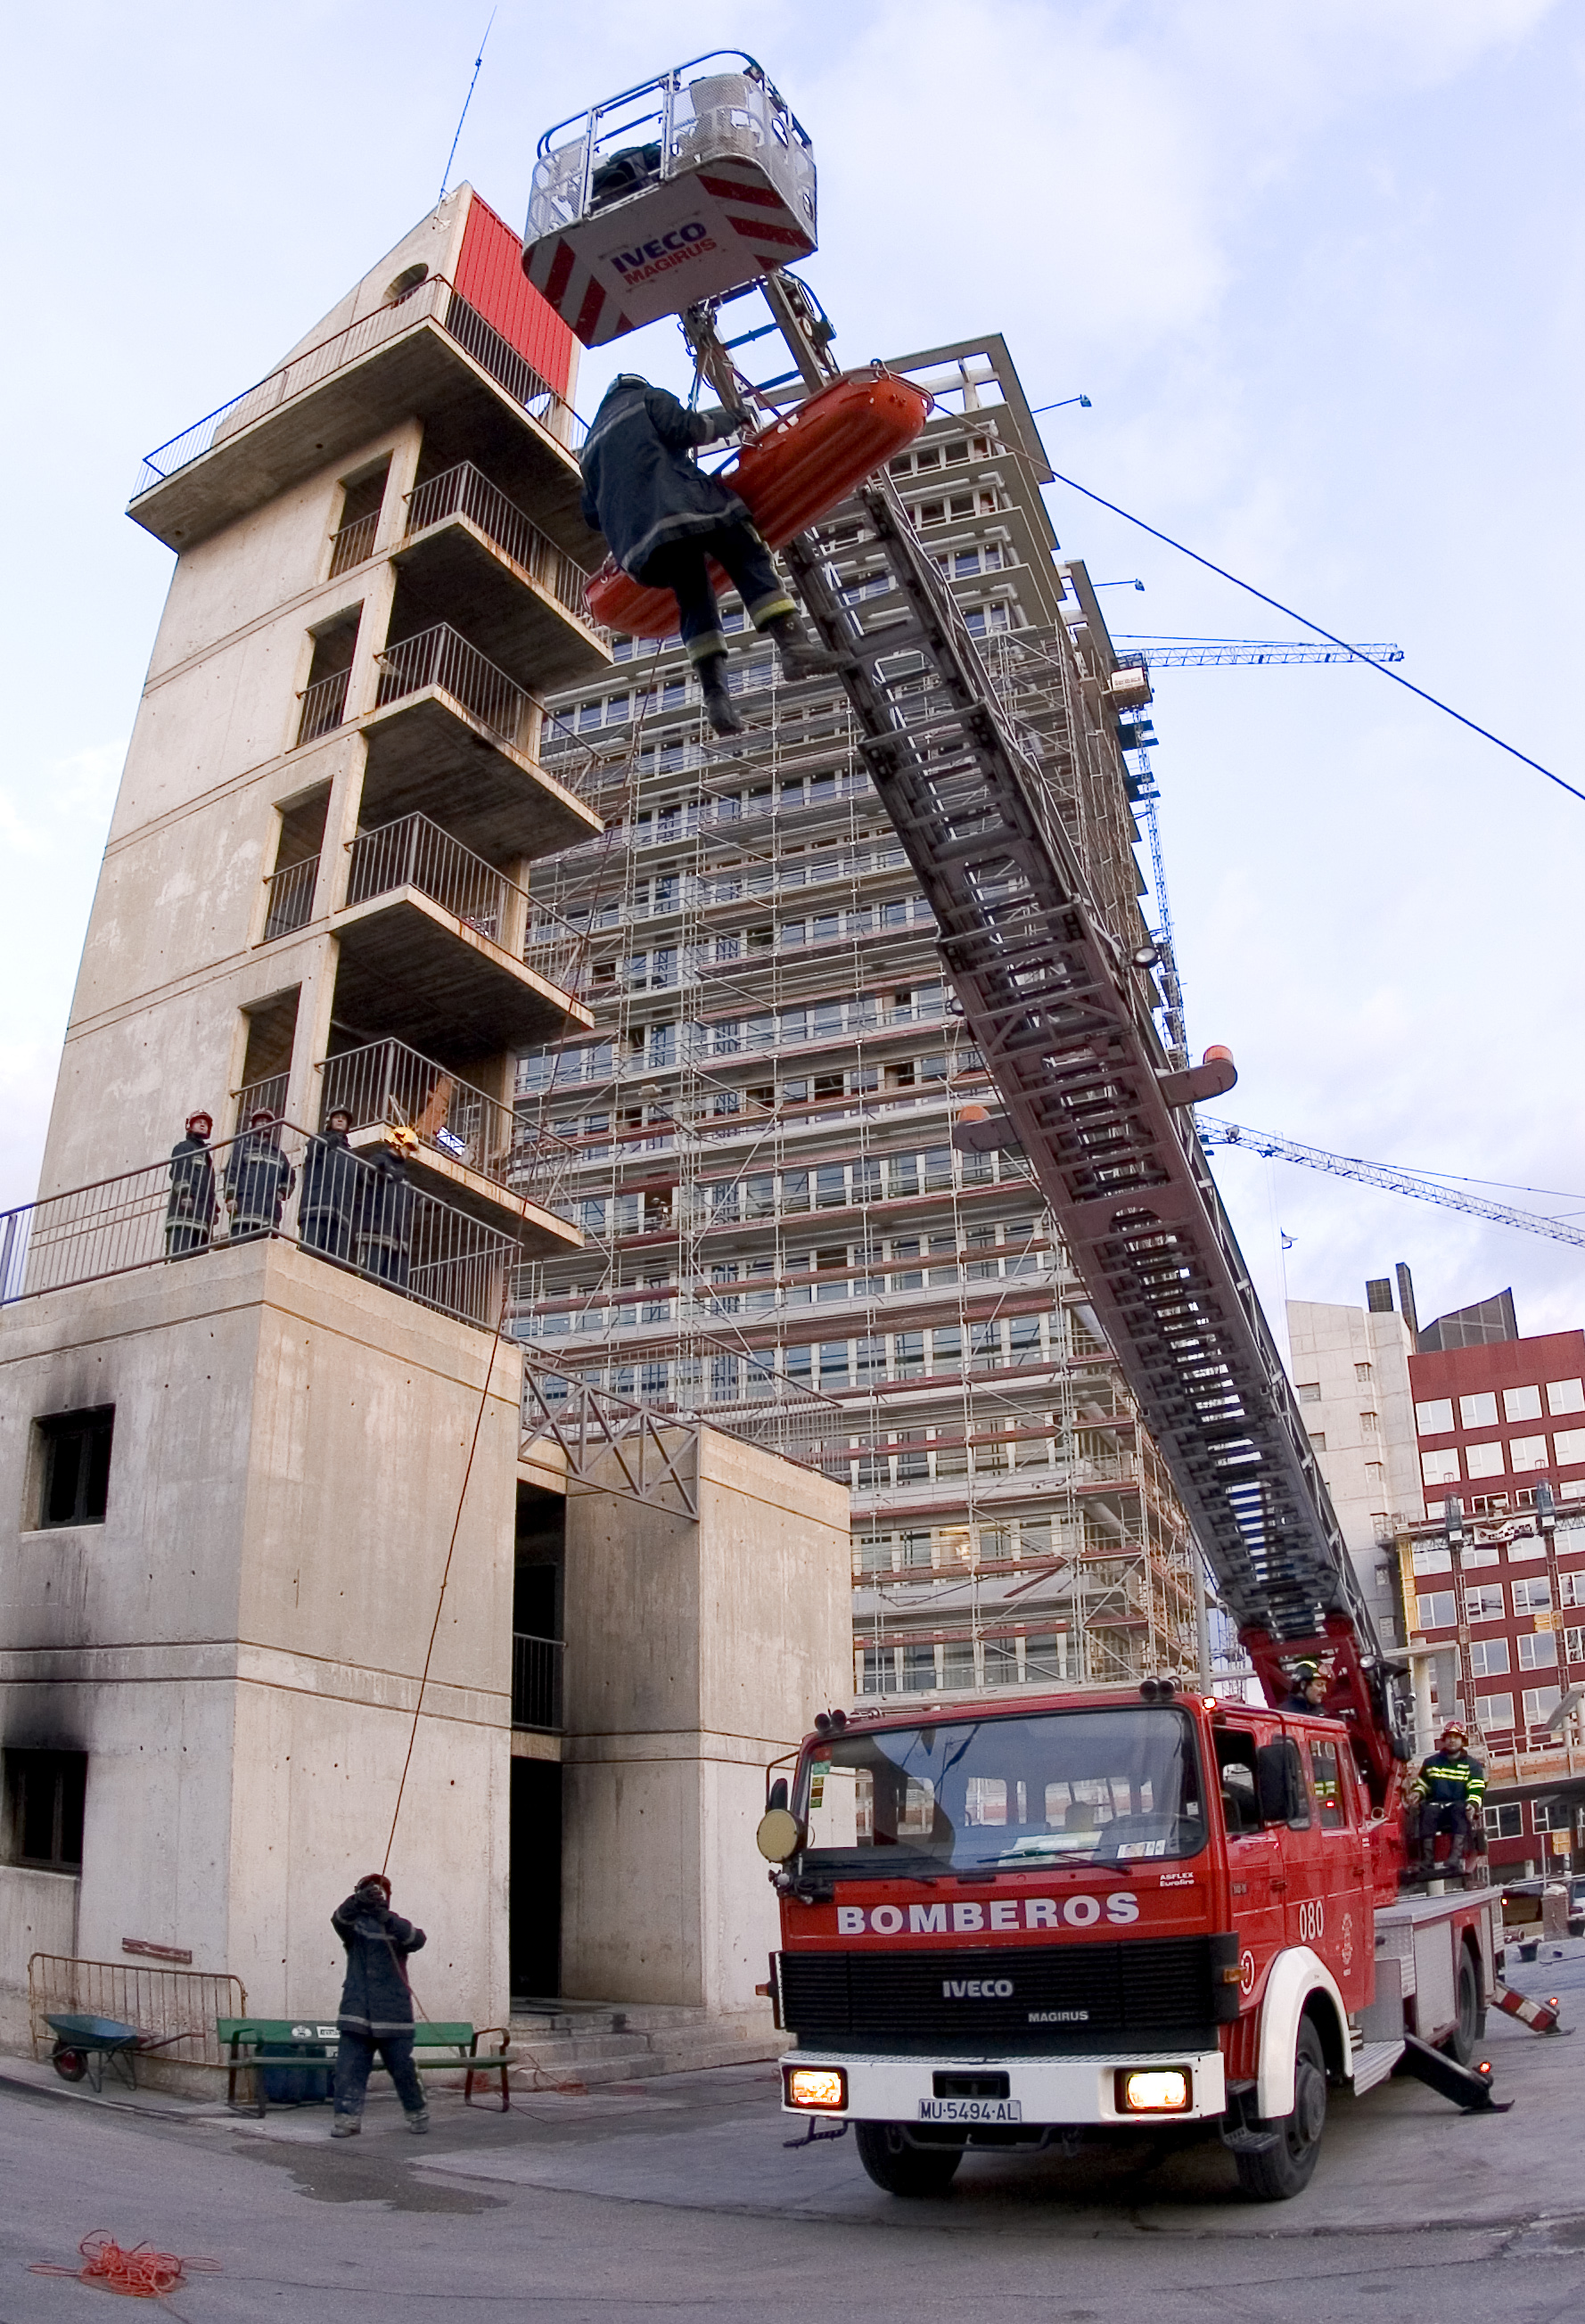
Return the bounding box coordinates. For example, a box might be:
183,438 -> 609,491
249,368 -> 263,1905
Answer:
31,2230 -> 221,2297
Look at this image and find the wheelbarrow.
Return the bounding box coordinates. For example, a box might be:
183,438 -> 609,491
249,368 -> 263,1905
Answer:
45,2014 -> 194,2094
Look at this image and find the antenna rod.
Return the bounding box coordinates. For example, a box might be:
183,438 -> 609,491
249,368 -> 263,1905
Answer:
438,9 -> 497,205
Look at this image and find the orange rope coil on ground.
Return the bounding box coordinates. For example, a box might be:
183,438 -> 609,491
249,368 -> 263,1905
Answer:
31,2230 -> 221,2298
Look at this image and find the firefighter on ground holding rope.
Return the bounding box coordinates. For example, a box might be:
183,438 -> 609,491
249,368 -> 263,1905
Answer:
1408,1721 -> 1486,1883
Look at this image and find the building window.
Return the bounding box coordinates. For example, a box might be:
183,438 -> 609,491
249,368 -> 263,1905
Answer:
1516,1631 -> 1556,1671
1564,1627 -> 1585,1663
1561,1573 -> 1585,1609
1416,1397 -> 1454,1434
1360,1411 -> 1380,1438
1523,1688 -> 1561,1728
1512,1577 -> 1551,1614
1297,1383 -> 1322,1405
1308,1432 -> 1326,1453
1415,1590 -> 1457,1629
1552,1427 -> 1585,1466
4,1749 -> 86,1871
1469,1637 -> 1509,1678
1465,1441 -> 1505,1480
1508,1434 -> 1549,1472
1483,1803 -> 1522,1840
1532,1799 -> 1568,1831
1460,1392 -> 1499,1429
35,1408 -> 114,1529
1465,1584 -> 1506,1621
1355,1362 -> 1374,1386
1546,1378 -> 1585,1415
1503,1384 -> 1543,1423
1475,1692 -> 1514,1730
1421,1449 -> 1460,1488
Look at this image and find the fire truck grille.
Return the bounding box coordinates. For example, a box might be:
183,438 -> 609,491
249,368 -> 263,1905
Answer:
777,1939 -> 1216,2055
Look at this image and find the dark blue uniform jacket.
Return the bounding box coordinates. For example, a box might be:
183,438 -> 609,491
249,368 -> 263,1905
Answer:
333,1894 -> 426,2038
579,377 -> 745,581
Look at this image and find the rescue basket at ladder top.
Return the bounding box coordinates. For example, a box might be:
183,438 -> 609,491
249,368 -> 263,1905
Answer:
585,368 -> 934,638
522,53 -> 817,349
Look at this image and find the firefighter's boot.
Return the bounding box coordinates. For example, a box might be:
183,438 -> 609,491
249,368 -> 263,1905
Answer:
766,612 -> 839,681
699,654 -> 743,737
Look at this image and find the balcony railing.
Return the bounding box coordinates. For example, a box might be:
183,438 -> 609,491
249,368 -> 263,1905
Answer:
233,1072 -> 289,1132
405,463 -> 602,635
375,621 -> 567,772
512,1632 -> 564,1730
261,856 -> 319,940
0,1121 -> 518,1333
132,276 -> 586,501
296,668 -> 349,747
328,508 -> 381,577
344,813 -> 588,998
346,811 -> 520,941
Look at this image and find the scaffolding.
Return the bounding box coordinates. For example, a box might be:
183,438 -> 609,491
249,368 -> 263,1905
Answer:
513,336 -> 1206,1700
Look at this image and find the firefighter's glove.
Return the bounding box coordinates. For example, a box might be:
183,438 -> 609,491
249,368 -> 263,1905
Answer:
696,406 -> 744,443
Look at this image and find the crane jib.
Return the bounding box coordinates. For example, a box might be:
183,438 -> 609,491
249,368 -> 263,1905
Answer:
710,282 -> 1405,1798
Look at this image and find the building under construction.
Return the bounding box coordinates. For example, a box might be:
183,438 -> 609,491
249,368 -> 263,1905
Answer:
513,336 -> 1209,1700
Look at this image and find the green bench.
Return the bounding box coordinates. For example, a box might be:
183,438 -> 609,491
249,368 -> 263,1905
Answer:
217,2018 -> 515,2116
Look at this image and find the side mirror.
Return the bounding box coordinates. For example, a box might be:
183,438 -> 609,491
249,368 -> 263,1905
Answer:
768,1778 -> 789,1812
1256,1739 -> 1310,1827
756,1807 -> 805,1863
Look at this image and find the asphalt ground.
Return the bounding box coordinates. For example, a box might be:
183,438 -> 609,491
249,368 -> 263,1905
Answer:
1,1961 -> 1583,2323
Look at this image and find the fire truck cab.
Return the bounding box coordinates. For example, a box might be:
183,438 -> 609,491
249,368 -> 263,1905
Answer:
763,1684 -> 1498,2199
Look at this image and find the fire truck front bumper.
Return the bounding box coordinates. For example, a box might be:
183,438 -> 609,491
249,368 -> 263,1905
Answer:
782,2049 -> 1228,2131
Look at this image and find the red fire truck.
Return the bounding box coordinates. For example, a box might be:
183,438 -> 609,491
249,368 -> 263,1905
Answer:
759,1685 -> 1499,2198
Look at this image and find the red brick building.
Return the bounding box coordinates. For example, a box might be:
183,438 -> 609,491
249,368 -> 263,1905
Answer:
1407,1327 -> 1585,1874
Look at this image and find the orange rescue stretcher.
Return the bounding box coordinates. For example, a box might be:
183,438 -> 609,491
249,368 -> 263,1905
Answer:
585,367 -> 932,639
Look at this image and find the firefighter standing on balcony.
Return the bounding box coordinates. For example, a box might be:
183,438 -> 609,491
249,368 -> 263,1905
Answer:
1282,1659 -> 1331,1715
578,374 -> 834,739
1408,1721 -> 1486,1882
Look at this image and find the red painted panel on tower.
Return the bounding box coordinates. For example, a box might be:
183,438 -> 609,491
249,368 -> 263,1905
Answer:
455,193 -> 576,403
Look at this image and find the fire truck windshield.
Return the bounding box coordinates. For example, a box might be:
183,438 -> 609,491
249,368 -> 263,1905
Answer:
795,1706 -> 1206,1876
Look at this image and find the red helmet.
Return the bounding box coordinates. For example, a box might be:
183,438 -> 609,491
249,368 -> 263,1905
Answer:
1439,1721 -> 1468,1747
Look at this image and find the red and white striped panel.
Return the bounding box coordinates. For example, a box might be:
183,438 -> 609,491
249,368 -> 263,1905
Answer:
523,160 -> 816,349
1490,1981 -> 1564,2032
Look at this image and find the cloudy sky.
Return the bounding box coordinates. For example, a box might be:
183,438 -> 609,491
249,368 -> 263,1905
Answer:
4,0 -> 1581,1350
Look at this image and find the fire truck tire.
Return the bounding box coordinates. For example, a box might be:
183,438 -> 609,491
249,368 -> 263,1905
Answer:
1235,2018 -> 1326,2202
854,2121 -> 964,2197
1440,1946 -> 1485,2066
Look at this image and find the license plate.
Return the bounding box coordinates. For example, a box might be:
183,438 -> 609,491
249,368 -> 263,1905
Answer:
917,2098 -> 1022,2123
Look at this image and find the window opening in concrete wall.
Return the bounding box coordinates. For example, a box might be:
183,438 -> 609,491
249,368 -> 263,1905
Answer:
263,786 -> 331,942
329,460 -> 391,579
298,610 -> 361,746
35,1407 -> 113,1529
234,990 -> 300,1129
4,1748 -> 86,1869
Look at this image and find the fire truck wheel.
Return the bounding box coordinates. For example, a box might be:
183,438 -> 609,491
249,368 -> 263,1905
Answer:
1235,2017 -> 1326,2201
1440,1947 -> 1485,2066
854,2121 -> 964,2197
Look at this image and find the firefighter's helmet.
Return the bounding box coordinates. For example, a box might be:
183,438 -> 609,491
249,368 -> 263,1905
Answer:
1439,1721 -> 1468,1749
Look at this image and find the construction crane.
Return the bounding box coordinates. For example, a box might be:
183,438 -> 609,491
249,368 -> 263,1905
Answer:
1115,637 -> 1404,669
1201,1117 -> 1585,1250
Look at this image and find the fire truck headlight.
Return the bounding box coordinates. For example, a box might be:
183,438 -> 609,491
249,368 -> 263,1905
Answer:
1118,2068 -> 1191,2113
786,2066 -> 847,2111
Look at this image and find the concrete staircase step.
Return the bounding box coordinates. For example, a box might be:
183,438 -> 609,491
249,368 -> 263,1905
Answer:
502,2000 -> 788,2090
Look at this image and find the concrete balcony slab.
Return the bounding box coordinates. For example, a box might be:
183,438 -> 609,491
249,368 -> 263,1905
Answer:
331,886 -> 594,1056
358,688 -> 601,864
395,511 -> 611,694
128,296 -> 596,556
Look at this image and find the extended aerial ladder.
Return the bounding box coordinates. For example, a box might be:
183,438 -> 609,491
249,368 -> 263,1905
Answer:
522,59 -> 1411,1804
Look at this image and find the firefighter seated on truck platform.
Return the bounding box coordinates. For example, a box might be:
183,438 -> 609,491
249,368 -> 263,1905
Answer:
578,374 -> 835,739
1408,1721 -> 1486,1881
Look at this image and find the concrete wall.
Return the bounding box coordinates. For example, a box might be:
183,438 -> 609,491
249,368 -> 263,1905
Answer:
0,1240 -> 521,2035
1287,1297 -> 1418,1646
559,1429 -> 849,2013
0,1868 -> 78,2050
